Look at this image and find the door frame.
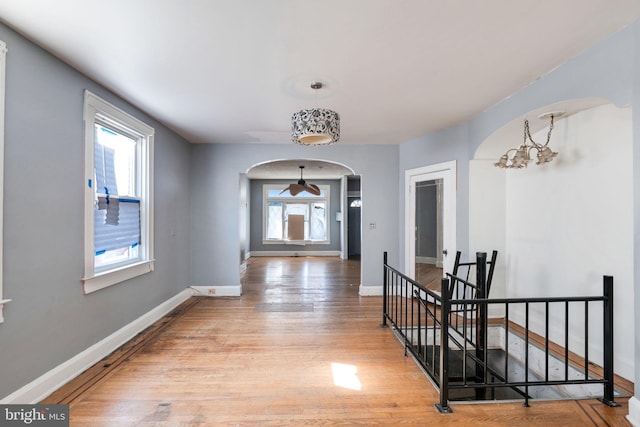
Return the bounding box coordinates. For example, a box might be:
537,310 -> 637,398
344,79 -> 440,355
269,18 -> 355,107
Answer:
405,161 -> 456,282
340,175 -> 348,259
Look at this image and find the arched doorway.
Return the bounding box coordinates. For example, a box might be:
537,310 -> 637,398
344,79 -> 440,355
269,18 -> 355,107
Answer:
242,158 -> 359,267
470,100 -> 634,382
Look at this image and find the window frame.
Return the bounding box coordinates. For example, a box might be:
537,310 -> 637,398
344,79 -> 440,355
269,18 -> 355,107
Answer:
82,90 -> 154,294
262,184 -> 330,245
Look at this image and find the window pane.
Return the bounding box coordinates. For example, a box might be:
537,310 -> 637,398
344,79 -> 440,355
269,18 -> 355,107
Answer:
284,203 -> 308,219
95,245 -> 139,269
268,188 -> 325,198
310,202 -> 326,240
295,189 -> 324,198
263,184 -> 329,243
94,198 -> 141,268
94,124 -> 136,197
94,124 -> 140,269
94,140 -> 118,196
266,202 -> 283,240
268,189 -> 285,197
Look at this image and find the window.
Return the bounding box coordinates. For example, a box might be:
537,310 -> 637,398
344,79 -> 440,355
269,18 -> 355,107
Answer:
82,91 -> 154,294
0,41 -> 8,322
263,184 -> 330,244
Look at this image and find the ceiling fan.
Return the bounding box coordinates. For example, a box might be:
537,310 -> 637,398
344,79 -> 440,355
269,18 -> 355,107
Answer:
281,166 -> 321,196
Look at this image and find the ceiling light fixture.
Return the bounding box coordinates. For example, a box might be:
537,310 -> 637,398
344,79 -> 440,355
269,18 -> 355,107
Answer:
281,166 -> 321,196
291,82 -> 340,146
495,112 -> 562,169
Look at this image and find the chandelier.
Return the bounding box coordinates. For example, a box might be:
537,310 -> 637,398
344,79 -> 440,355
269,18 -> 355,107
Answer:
494,113 -> 561,168
291,82 -> 340,146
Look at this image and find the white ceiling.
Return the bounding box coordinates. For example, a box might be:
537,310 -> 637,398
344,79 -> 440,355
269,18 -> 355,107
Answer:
1,1 -> 640,146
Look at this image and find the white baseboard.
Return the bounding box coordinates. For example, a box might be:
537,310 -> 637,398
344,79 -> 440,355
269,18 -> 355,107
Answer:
0,288 -> 193,404
628,395 -> 640,427
359,284 -> 383,296
250,250 -> 341,257
190,285 -> 242,297
416,256 -> 443,268
416,256 -> 437,264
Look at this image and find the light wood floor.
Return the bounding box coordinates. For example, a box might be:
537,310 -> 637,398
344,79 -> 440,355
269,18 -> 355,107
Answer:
415,262 -> 443,292
43,256 -> 632,426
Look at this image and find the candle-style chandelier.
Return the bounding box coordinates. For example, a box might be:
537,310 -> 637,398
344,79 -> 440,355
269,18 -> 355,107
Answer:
494,113 -> 562,169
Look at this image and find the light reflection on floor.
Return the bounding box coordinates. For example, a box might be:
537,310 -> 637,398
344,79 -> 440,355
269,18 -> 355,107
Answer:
331,362 -> 362,391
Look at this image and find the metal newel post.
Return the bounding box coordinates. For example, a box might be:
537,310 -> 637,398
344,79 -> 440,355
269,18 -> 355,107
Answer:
381,251 -> 388,327
600,275 -> 619,406
436,277 -> 452,413
475,252 -> 487,400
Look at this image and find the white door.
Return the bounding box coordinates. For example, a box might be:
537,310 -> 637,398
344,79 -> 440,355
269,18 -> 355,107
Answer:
405,161 -> 456,292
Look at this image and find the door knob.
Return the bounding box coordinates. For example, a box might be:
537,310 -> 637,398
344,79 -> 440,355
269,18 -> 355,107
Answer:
443,249 -> 448,256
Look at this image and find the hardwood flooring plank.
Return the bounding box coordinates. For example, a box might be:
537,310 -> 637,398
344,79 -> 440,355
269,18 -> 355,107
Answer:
42,256 -> 631,426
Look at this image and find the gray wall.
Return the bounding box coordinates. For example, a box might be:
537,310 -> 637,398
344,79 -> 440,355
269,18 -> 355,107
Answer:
399,123 -> 471,265
0,23 -> 192,398
4,10 -> 638,406
249,179 -> 342,253
190,143 -> 399,289
398,19 -> 640,400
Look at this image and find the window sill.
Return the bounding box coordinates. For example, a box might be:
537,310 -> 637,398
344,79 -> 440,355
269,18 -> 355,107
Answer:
82,260 -> 155,294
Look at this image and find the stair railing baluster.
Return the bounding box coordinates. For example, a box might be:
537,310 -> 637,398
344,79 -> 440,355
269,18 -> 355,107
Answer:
599,276 -> 619,407
475,252 -> 487,400
381,252 -> 388,327
436,277 -> 452,413
381,252 -> 617,410
584,301 -> 589,380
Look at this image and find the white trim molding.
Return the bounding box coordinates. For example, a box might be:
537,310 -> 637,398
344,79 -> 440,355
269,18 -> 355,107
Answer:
0,299 -> 10,323
82,260 -> 155,294
359,284 -> 382,296
82,90 -> 155,294
404,161 -> 456,280
250,250 -> 341,257
416,256 -> 437,265
0,289 -> 192,404
628,395 -> 640,427
0,40 -> 7,323
190,285 -> 242,297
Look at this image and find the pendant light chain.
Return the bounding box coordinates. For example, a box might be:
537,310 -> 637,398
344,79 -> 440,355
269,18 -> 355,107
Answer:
524,114 -> 555,148
494,113 -> 560,168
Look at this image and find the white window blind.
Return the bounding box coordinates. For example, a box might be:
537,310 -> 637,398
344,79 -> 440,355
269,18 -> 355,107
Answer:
92,124 -> 140,256
94,198 -> 140,254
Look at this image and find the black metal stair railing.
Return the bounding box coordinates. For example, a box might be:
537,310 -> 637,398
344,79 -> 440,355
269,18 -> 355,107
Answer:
381,252 -> 444,384
381,251 -> 618,414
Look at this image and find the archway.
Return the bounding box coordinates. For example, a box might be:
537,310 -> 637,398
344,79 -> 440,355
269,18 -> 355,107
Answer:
470,100 -> 634,381
242,158 -> 358,266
